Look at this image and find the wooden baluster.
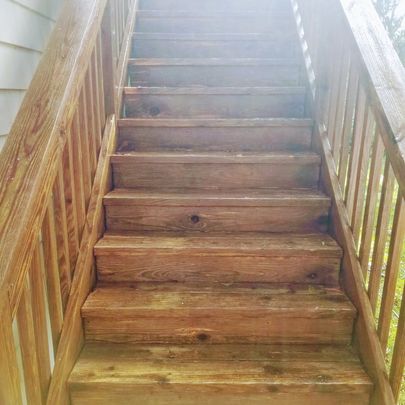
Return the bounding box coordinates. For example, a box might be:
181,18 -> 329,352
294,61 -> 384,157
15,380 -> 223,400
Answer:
78,90 -> 92,209
52,168 -> 72,306
101,2 -> 117,116
70,116 -> 86,238
344,86 -> 367,218
338,63 -> 360,190
359,135 -> 385,275
332,53 -> 351,163
0,304 -> 22,405
96,36 -> 107,128
350,109 -> 375,245
377,194 -> 405,353
42,204 -> 64,350
90,49 -> 103,155
29,243 -> 52,402
390,284 -> 405,402
17,276 -> 42,405
368,161 -> 395,311
84,70 -> 98,177
62,138 -> 80,272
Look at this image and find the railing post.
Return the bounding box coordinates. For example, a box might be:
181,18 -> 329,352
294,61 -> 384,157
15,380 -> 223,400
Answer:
101,1 -> 117,116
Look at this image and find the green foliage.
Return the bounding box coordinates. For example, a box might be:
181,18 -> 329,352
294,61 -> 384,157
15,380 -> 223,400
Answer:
373,0 -> 405,63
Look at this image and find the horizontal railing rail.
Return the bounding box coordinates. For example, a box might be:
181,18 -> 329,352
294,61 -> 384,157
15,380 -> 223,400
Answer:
0,0 -> 136,403
291,0 -> 405,403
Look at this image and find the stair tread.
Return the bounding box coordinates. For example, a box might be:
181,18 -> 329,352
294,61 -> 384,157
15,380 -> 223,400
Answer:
129,58 -> 302,66
124,86 -> 306,95
103,188 -> 330,207
118,117 -> 313,126
95,232 -> 342,256
82,284 -> 355,315
133,33 -> 297,40
69,343 -> 371,389
111,151 -> 320,164
136,10 -> 293,17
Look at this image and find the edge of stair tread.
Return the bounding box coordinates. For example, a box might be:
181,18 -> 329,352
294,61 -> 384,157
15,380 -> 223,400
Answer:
110,151 -> 321,164
81,284 -> 356,314
123,86 -> 307,95
117,117 -> 314,127
128,57 -> 303,66
132,33 -> 298,40
103,188 -> 331,207
136,10 -> 294,17
94,232 -> 342,256
68,343 -> 372,388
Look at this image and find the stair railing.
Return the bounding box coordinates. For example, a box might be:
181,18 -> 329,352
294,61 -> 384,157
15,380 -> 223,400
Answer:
291,0 -> 405,404
0,0 -> 136,404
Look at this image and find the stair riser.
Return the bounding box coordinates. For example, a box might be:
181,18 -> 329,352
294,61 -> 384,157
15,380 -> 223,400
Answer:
139,0 -> 290,12
96,254 -> 340,286
136,16 -> 294,34
117,125 -> 312,152
105,205 -> 330,233
129,65 -> 303,87
132,39 -> 300,59
124,93 -> 306,119
70,389 -> 371,405
84,315 -> 354,345
112,162 -> 320,189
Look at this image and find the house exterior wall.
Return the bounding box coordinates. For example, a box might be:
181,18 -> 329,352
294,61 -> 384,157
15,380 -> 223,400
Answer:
0,0 -> 63,150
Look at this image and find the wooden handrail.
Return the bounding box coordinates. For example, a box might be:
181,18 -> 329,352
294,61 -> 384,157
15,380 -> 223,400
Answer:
0,0 -> 107,316
339,0 -> 405,199
0,0 -> 136,403
292,0 -> 405,403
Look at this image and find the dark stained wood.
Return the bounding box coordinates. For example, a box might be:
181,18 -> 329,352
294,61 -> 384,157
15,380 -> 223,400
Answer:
123,86 -> 307,119
128,58 -> 303,87
95,233 -> 341,286
117,118 -> 313,152
68,343 -> 372,405
83,284 -> 356,345
111,152 -> 321,190
131,33 -> 300,59
104,189 -> 330,233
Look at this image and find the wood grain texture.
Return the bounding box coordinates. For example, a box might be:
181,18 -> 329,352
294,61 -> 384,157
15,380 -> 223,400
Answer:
0,0 -> 108,318
82,284 -> 356,345
339,0 -> 405,199
95,232 -> 341,286
123,86 -> 306,119
69,343 -> 371,405
104,189 -> 330,233
315,127 -> 395,405
111,152 -> 321,190
117,118 -> 313,152
46,116 -> 117,405
128,58 -> 303,87
131,33 -> 300,59
135,10 -> 294,34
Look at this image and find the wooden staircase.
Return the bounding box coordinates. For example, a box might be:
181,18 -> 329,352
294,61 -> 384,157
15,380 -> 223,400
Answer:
69,0 -> 373,403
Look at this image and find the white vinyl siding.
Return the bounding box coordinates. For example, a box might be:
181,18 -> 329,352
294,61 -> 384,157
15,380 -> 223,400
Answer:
0,0 -> 62,151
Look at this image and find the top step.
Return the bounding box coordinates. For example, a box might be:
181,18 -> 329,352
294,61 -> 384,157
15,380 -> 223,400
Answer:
138,0 -> 291,12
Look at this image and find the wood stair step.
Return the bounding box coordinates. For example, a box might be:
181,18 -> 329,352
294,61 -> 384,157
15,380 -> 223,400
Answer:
135,10 -> 294,34
131,33 -> 300,58
117,118 -> 313,152
103,188 -> 331,233
111,151 -> 321,189
138,0 -> 291,12
128,58 -> 303,87
95,232 -> 342,286
123,86 -> 307,119
82,284 -> 356,344
69,343 -> 372,405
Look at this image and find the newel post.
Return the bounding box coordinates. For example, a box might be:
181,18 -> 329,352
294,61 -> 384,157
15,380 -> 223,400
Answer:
101,0 -> 117,116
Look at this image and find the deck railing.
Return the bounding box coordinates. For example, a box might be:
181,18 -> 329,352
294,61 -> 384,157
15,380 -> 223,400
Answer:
0,0 -> 136,404
292,0 -> 405,403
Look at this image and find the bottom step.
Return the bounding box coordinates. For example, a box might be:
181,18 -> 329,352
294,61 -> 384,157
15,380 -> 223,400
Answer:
69,344 -> 372,405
